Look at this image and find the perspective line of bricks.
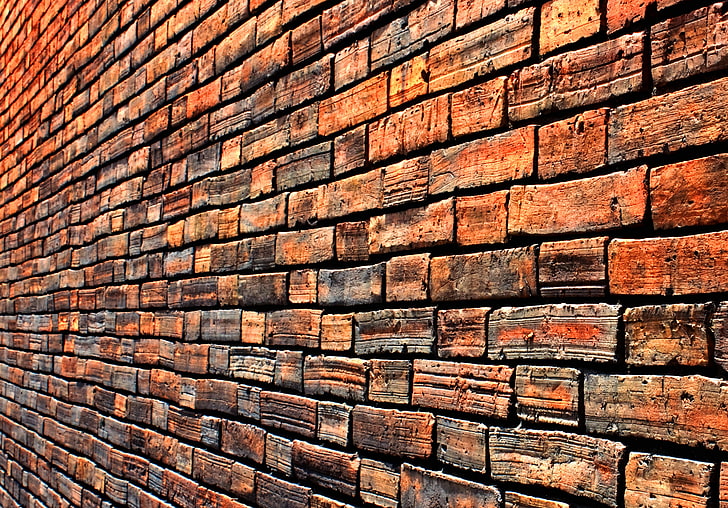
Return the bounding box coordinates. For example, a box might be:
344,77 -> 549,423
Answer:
1,0 -> 728,506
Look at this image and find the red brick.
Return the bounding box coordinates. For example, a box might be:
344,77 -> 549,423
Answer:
368,359 -> 411,405
605,0 -> 650,33
369,198 -> 454,255
335,221 -> 369,262
389,54 -> 429,109
321,313 -> 354,351
360,458 -> 400,507
276,227 -> 335,265
456,0 -> 506,29
261,392 -> 318,438
540,0 -> 601,55
322,0 -> 391,49
538,237 -> 608,298
292,16 -> 323,64
451,77 -> 507,138
266,309 -> 322,348
319,73 -> 388,136
220,421 -> 266,464
515,365 -> 580,427
355,307 -> 435,355
304,355 -> 368,401
401,464 -> 500,508
437,307 -> 489,358
334,38 -> 370,90
289,269 -> 318,304
292,441 -> 359,497
436,416 -> 488,473
352,405 -> 434,459
382,156 -> 429,208
386,253 -> 429,302
509,167 -> 647,235
333,125 -> 367,176
456,190 -> 508,246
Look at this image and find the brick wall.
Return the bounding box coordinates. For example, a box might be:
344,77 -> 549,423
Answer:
0,0 -> 727,506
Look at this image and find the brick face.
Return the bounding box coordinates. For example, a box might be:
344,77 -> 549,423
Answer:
1,0 -> 725,507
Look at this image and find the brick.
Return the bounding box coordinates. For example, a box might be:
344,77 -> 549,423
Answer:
389,54 -> 429,108
319,168 -> 383,220
429,8 -> 534,92
538,109 -> 608,179
240,116 -> 291,166
609,76 -> 728,163
230,347 -> 276,383
436,416 -> 488,472
292,16 -> 323,64
625,453 -> 713,508
509,33 -> 644,121
239,194 -> 287,234
455,0 -> 506,28
585,374 -> 728,450
238,273 -> 287,307
352,405 -> 434,459
257,1 -> 283,46
430,126 -> 535,195
605,0 -> 650,33
321,313 -> 354,351
437,308 -> 489,358
266,309 -> 322,348
509,166 -> 648,235
413,360 -> 513,418
721,463 -> 728,508
609,231 -> 728,295
714,303 -> 728,372
225,33 -> 291,99
515,366 -> 580,427
333,126 -> 367,176
174,343 -> 210,374
540,0 -> 600,55
456,190 -> 508,246
304,355 -> 368,401
318,263 -> 385,306
451,77 -> 507,138
289,269 -> 318,304
317,401 -> 351,446
368,359 -> 411,404
276,142 -> 331,191
386,254 -> 429,302
322,0 -> 391,49
490,428 -> 625,507
276,55 -> 332,112
276,227 -> 335,265
319,73 -> 388,136
275,350 -> 304,392
266,433 -> 293,476
401,464 -> 500,508
311,495 -> 357,508
355,307 -> 435,355
334,38 -> 370,90
625,304 -> 711,366
651,154 -> 728,230
652,5 -> 728,87
292,441 -> 359,496
221,421 -> 266,464
215,18 -> 256,75
261,392 -> 318,438
360,459 -> 400,508
488,303 -> 620,362
370,0 -> 453,70
382,156 -> 429,208
505,492 -> 570,508
369,198 -> 454,254
200,310 -> 242,342
539,236 -> 607,298
369,95 -> 448,162
430,246 -> 537,301
256,473 -> 311,508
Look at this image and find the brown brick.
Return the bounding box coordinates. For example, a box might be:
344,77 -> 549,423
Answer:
266,309 -> 322,348
437,308 -> 489,358
352,405 -> 434,459
429,8 -> 534,92
609,76 -> 728,164
368,359 -> 411,404
238,273 -> 287,307
276,227 -> 335,265
585,374 -> 728,450
390,54 -> 429,109
239,194 -> 287,234
430,126 -> 535,195
538,109 -> 608,179
540,0 -> 601,55
266,434 -> 294,476
625,453 -> 713,508
276,55 -> 332,111
515,365 -> 580,427
605,0 -> 650,33
355,307 -> 436,355
334,38 -> 370,90
383,156 -> 429,208
436,416 -> 488,473
261,392 -> 318,438
360,458 -> 400,508
304,355 -> 368,401
721,462 -> 728,508
609,231 -> 728,295
490,428 -> 625,507
230,347 -> 276,383
321,313 -> 354,352
539,236 -> 607,298
714,303 -> 728,372
413,360 -> 513,418
369,95 -> 449,162
505,492 -> 570,508
311,495 -> 357,508
256,472 -> 311,508
318,263 -> 385,306
174,343 -> 210,374
275,350 -> 304,392
509,167 -> 647,235
318,401 -> 351,447
319,73 -> 388,136
455,0 -> 506,29
451,77 -> 507,138
319,168 -> 383,220
289,269 -> 318,304
456,190 -> 508,247
509,33 -> 644,121
322,0 -> 391,48
292,441 -> 359,496
401,464 -> 501,508
430,246 -> 537,301
386,254 -> 429,302
651,154 -> 728,230
221,421 -> 266,464
292,15 -> 323,64
333,126 -> 367,177
215,18 -> 256,73
488,303 -> 620,362
369,198 -> 454,255
276,142 -> 332,191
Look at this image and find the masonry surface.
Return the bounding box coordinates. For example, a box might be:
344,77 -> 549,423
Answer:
1,0 -> 728,507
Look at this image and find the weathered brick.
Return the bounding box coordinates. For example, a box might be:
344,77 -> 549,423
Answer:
386,254 -> 429,302
266,434 -> 294,476
625,453 -> 714,508
609,231 -> 728,295
455,0 -> 506,28
488,303 -> 620,362
436,416 -> 488,472
651,154 -> 728,230
509,33 -> 644,121
509,166 -> 648,235
515,366 -> 580,427
456,190 -> 508,246
369,198 -> 454,254
261,392 -> 318,438
437,307 -> 489,358
368,359 -> 411,404
221,421 -> 266,464
352,405 -> 434,459
317,401 -> 351,447
539,236 -> 608,298
714,302 -> 728,372
292,16 -> 323,64
360,458 -> 400,508
333,126 -> 367,176
585,374 -> 728,450
256,473 -> 311,508
625,304 -> 711,366
239,194 -> 287,234
276,142 -> 332,191
319,73 -> 388,136
334,38 -> 370,90
304,355 -> 368,401
429,126 -> 535,195
322,0 -> 392,48
292,441 -> 359,496
540,0 -> 600,55
451,77 -> 507,138
382,156 -> 429,208
276,55 -> 332,112
490,428 -> 625,507
276,227 -> 335,265
505,492 -> 570,508
413,360 -> 513,418
430,246 -> 537,301
275,350 -> 304,392
355,307 -> 435,355
289,269 -> 318,304
401,464 -> 501,508
319,263 -> 385,306
230,347 -> 276,383
389,54 -> 429,108
266,309 -> 322,348
238,273 -> 287,307
321,313 -> 354,351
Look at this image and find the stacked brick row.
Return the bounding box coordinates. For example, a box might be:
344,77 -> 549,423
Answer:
0,0 -> 728,506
